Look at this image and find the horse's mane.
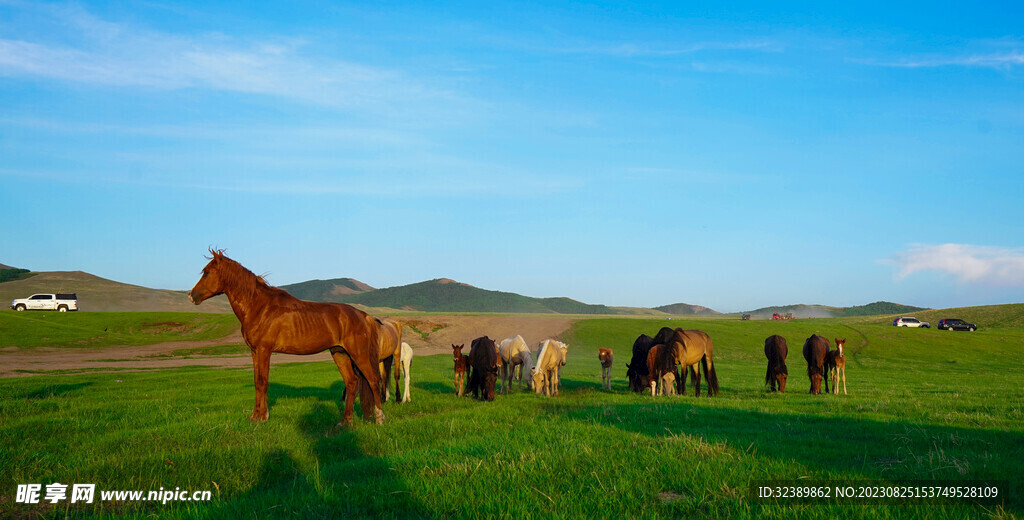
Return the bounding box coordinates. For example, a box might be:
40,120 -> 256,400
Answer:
535,340 -> 551,371
208,249 -> 293,302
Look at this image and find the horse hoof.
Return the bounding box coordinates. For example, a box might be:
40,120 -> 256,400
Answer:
374,408 -> 386,425
249,412 -> 268,423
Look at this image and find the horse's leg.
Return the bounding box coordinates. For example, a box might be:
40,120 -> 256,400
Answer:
394,352 -> 403,403
678,366 -> 687,395
352,352 -> 385,424
250,348 -> 271,422
380,357 -> 393,403
692,364 -> 702,397
841,367 -> 847,395
330,349 -> 358,426
403,358 -> 412,403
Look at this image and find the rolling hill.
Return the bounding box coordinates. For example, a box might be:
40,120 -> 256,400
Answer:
653,303 -> 721,315
0,270 -> 232,313
742,301 -> 927,319
323,278 -> 622,314
279,277 -> 375,302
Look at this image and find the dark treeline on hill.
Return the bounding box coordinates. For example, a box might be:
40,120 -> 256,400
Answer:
0,268 -> 32,283
281,278 -> 621,314
833,301 -> 928,316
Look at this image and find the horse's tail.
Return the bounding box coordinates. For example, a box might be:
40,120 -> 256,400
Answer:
703,355 -> 720,396
764,362 -> 772,387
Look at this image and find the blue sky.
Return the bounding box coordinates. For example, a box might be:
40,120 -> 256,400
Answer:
2,1 -> 1022,312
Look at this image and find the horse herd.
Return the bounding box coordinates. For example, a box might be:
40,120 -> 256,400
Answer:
451,336 -> 567,401
764,334 -> 848,395
188,250 -> 848,427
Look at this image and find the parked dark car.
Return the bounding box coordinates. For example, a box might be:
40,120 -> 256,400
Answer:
938,318 -> 977,332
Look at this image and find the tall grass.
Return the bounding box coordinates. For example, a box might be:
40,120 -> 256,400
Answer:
2,312 -> 1022,519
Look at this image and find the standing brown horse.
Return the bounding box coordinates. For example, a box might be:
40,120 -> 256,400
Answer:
452,344 -> 469,397
598,348 -> 614,390
646,344 -> 677,396
663,329 -> 719,397
763,335 -> 788,393
802,334 -> 830,395
188,250 -> 383,425
825,337 -> 847,395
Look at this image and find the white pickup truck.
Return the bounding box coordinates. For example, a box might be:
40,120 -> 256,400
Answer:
10,293 -> 79,312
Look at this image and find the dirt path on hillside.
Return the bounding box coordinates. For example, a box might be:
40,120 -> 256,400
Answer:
0,315 -> 576,378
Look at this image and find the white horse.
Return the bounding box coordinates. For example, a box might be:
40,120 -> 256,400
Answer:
399,342 -> 414,403
498,335 -> 534,393
532,339 -> 568,396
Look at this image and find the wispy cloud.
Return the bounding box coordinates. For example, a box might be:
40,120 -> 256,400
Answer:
886,244 -> 1024,286
553,39 -> 783,57
859,51 -> 1024,70
0,4 -> 460,114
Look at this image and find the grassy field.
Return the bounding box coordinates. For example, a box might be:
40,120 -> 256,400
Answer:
1,307 -> 1022,519
0,312 -> 239,350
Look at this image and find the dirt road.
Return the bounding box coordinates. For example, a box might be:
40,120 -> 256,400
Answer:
0,315 -> 576,377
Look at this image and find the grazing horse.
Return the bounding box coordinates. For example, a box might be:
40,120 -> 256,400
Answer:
399,342 -> 414,402
763,335 -> 789,393
646,344 -> 678,396
825,338 -> 847,395
188,250 -> 382,425
532,339 -> 568,396
467,336 -> 499,401
663,329 -> 720,397
802,335 -> 830,395
598,348 -> 614,390
626,334 -> 656,393
452,344 -> 469,397
498,335 -> 534,393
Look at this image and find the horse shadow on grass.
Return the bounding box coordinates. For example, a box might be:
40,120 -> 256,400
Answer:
200,398 -> 432,518
543,401 -> 1022,511
264,381 -> 342,409
12,382 -> 93,400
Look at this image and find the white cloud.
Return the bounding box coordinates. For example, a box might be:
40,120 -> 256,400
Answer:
0,5 -> 460,115
888,244 -> 1024,286
860,51 -> 1024,70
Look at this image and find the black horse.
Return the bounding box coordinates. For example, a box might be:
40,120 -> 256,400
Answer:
764,334 -> 788,392
467,336 -> 498,401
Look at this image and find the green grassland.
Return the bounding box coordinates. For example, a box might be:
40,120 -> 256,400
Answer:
1,307 -> 1023,519
0,312 -> 239,349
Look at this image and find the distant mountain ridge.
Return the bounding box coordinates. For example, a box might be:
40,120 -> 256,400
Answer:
654,303 -> 721,315
282,278 -> 621,314
2,262 -> 930,317
0,269 -> 232,313
281,277 -> 375,302
743,301 -> 927,319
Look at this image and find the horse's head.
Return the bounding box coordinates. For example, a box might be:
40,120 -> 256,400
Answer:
532,369 -> 546,394
809,371 -> 822,394
776,364 -> 788,393
484,368 -> 497,401
188,249 -> 229,304
452,344 -> 464,360
835,338 -> 846,357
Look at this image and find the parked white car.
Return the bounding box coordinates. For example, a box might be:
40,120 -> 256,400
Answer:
893,316 -> 929,328
10,293 -> 79,312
